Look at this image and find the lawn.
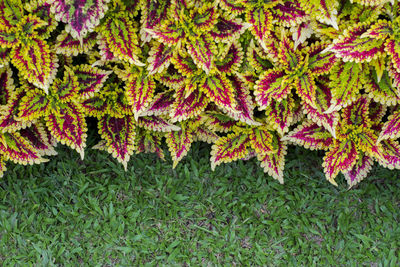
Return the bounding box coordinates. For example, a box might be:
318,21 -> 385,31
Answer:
0,140 -> 400,266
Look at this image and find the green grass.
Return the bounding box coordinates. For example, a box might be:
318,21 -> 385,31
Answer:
1,141 -> 400,266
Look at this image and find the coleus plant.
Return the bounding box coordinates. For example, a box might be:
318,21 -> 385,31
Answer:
0,0 -> 399,188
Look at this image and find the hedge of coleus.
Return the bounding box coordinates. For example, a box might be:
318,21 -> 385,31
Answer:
1,0 -> 400,187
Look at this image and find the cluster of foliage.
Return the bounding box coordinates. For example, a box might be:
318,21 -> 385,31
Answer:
1,0 -> 400,187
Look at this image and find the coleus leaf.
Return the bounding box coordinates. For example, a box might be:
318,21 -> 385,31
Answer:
257,137 -> 287,184
155,65 -> 185,89
341,95 -> 370,128
224,75 -> 259,126
327,61 -> 366,112
73,64 -> 111,100
191,3 -> 219,33
52,66 -> 79,103
303,79 -> 339,136
210,16 -> 250,43
323,140 -> 359,186
137,116 -> 180,132
254,69 -> 291,110
215,42 -> 243,75
55,31 -> 97,56
171,52 -> 199,78
0,131 -> 46,165
0,156 -> 6,177
351,0 -> 392,5
165,124 -> 194,168
100,14 -> 143,66
247,40 -> 273,73
210,130 -> 251,170
295,73 -> 317,109
201,112 -> 238,133
291,21 -> 313,50
343,154 -> 373,188
17,86 -> 49,122
0,90 -> 31,133
283,121 -> 334,150
19,122 -> 57,156
46,102 -> 87,159
365,70 -> 400,106
385,39 -> 400,73
124,71 -> 156,119
377,139 -> 400,170
96,35 -> 118,62
219,0 -> 245,15
0,66 -> 15,105
245,7 -> 273,50
307,41 -> 337,76
299,0 -> 339,29
264,97 -> 294,136
0,27 -> 17,49
329,22 -> 386,63
278,32 -> 302,71
388,61 -> 400,89
147,42 -> 173,75
249,128 -> 275,155
11,39 -> 58,92
0,47 -> 10,66
140,0 -> 172,42
97,114 -> 135,170
186,34 -> 216,74
378,110 -> 400,142
145,19 -> 185,46
194,126 -> 219,144
49,0 -> 109,41
202,74 -> 237,113
170,87 -> 209,122
81,96 -> 108,118
273,0 -> 308,27
141,89 -> 175,117
25,0 -> 58,38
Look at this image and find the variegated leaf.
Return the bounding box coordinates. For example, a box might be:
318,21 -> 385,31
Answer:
254,69 -> 291,110
299,0 -> 339,29
303,79 -> 339,136
264,97 -> 294,136
19,123 -> 57,156
26,0 -> 58,38
73,64 -> 111,100
291,21 -> 313,49
141,89 -> 175,117
377,139 -> 400,170
202,74 -> 237,113
295,73 -> 317,109
341,96 -> 370,128
46,102 -> 87,159
219,0 -> 245,15
155,65 -> 185,89
323,140 -> 359,186
257,137 -> 287,184
0,66 -> 14,105
186,34 -> 216,74
98,114 -> 135,170
224,76 -> 258,125
81,96 -> 107,118
273,0 -> 308,27
166,126 -> 194,168
101,15 -> 143,66
140,0 -> 171,42
0,131 -> 45,165
245,7 -> 273,49
0,91 -> 31,133
11,39 -> 58,92
137,116 -> 180,132
170,87 -> 209,122
49,0 -> 109,40
385,39 -> 400,73
210,131 -> 250,170
249,128 -> 275,155
308,41 -> 337,75
147,42 -> 173,75
55,31 -> 97,56
327,61 -> 365,112
365,70 -> 400,106
17,87 -> 49,122
378,110 -> 400,142
343,154 -> 373,188
329,22 -> 386,62
202,112 -> 238,133
215,42 -> 243,74
283,121 -> 333,150
125,73 -> 156,119
210,16 -> 250,43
